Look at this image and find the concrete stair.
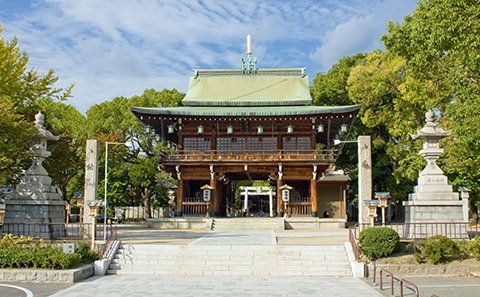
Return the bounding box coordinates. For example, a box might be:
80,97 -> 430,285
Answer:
211,218 -> 283,231
107,243 -> 352,276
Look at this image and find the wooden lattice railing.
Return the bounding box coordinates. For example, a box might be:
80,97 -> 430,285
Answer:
163,149 -> 338,163
182,197 -> 209,216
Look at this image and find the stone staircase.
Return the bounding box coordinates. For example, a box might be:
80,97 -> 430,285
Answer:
107,243 -> 352,276
211,218 -> 283,231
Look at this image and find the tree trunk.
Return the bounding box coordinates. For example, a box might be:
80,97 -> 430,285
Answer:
142,188 -> 153,219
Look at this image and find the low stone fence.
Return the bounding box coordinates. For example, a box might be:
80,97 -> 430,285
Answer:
115,206 -> 169,220
0,264 -> 93,283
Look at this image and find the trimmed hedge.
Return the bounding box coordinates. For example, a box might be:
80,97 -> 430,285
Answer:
359,227 -> 400,260
0,234 -> 82,269
75,242 -> 99,263
414,235 -> 460,264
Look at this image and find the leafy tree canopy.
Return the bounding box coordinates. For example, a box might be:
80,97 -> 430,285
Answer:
0,25 -> 73,184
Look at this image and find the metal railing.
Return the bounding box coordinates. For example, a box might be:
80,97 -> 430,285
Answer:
1,222 -> 115,240
99,226 -> 118,259
163,149 -> 338,163
348,226 -> 361,261
354,222 -> 479,240
379,268 -> 420,297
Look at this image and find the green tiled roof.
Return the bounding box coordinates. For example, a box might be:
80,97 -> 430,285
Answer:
131,104 -> 361,117
182,68 -> 311,107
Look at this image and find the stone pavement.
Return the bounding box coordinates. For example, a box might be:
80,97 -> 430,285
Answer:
365,275 -> 480,297
50,275 -> 382,297
189,231 -> 275,245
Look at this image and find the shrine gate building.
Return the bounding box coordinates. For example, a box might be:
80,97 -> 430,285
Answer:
132,51 -> 359,220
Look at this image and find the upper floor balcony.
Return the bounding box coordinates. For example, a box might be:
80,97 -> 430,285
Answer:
159,149 -> 339,165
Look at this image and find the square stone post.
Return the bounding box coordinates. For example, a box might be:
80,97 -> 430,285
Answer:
83,140 -> 99,225
358,136 -> 372,226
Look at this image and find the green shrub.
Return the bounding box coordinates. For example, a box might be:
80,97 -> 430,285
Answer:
359,227 -> 400,260
0,234 -> 82,269
461,236 -> 480,260
414,235 -> 460,264
75,242 -> 99,263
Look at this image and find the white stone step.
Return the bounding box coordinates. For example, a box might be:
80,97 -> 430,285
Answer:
107,243 -> 352,276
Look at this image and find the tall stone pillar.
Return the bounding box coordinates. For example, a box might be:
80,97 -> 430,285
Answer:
83,140 -> 99,225
358,135 -> 372,225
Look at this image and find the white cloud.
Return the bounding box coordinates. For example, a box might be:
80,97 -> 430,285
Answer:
0,0 -> 416,113
310,0 -> 417,69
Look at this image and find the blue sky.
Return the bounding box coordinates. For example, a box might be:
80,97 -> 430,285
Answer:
0,0 -> 417,113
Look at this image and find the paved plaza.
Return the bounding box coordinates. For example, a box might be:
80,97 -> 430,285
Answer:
49,275 -> 381,297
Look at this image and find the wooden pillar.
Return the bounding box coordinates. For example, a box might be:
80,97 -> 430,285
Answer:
210,178 -> 216,216
177,179 -> 183,215
217,180 -> 223,216
342,184 -> 347,220
310,179 -> 318,217
277,179 -> 284,216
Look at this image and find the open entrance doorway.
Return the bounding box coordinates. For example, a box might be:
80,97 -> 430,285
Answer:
239,186 -> 275,217
224,179 -> 276,217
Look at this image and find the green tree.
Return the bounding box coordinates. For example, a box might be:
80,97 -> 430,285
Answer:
311,53 -> 365,106
86,88 -> 183,218
382,0 -> 480,199
37,99 -> 87,201
0,25 -> 72,184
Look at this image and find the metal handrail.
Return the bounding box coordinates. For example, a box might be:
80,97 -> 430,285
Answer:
100,226 -> 117,259
0,222 -> 114,240
348,227 -> 361,261
379,268 -> 420,297
401,278 -> 420,297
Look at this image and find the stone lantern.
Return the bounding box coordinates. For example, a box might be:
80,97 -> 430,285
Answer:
403,110 -> 466,238
4,111 -> 66,239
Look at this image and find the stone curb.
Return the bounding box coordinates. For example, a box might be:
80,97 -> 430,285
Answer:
0,264 -> 93,283
374,263 -> 480,276
344,242 -> 364,278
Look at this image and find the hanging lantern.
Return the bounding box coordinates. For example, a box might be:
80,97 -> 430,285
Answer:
227,125 -> 233,134
197,125 -> 204,134
167,125 -> 174,134
317,124 -> 324,133
340,124 -> 348,133
287,125 -> 293,134
257,125 -> 264,134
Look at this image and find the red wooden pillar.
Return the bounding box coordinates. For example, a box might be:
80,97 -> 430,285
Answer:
177,179 -> 183,215
210,178 -> 216,216
277,179 -> 284,216
310,179 -> 318,217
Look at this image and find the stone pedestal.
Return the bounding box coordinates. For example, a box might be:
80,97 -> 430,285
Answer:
3,112 -> 66,239
403,110 -> 466,239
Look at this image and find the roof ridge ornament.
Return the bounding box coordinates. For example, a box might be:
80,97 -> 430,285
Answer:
242,34 -> 257,74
